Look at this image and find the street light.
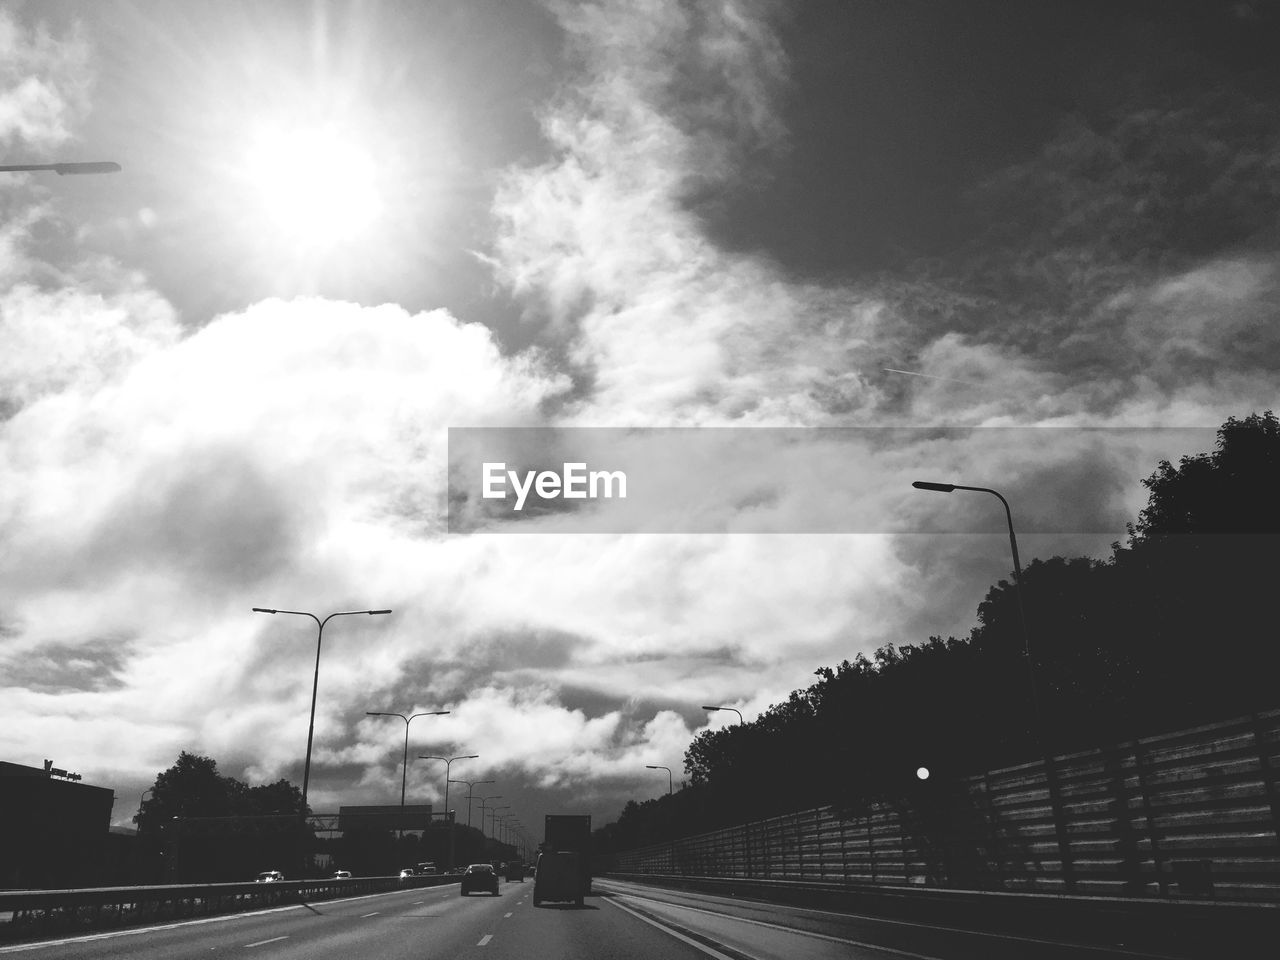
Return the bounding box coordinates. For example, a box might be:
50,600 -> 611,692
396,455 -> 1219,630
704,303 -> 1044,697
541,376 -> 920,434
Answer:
449,778 -> 495,828
477,795 -> 503,837
646,765 -> 673,795
487,805 -> 510,841
253,608 -> 392,816
910,481 -> 1039,728
0,161 -> 121,175
366,710 -> 449,838
702,705 -> 744,724
419,754 -> 477,869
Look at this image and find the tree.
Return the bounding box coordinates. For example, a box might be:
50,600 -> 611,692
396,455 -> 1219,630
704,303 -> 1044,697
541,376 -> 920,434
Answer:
135,753 -> 308,881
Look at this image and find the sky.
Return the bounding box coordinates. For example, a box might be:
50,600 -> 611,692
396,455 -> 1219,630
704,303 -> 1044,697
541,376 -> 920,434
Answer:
2,0 -> 1278,843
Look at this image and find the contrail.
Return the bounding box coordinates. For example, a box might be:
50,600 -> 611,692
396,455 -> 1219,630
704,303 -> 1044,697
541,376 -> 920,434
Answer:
883,367 -> 981,386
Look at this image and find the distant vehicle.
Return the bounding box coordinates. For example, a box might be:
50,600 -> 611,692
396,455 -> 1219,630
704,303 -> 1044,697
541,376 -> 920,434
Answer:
416,861 -> 439,875
505,861 -> 524,882
398,867 -> 417,880
460,862 -> 500,896
544,813 -> 592,894
331,870 -> 352,880
533,851 -> 583,907
255,870 -> 284,883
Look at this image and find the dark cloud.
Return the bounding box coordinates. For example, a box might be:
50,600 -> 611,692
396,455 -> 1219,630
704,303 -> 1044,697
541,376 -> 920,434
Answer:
69,445 -> 313,595
1,636 -> 130,693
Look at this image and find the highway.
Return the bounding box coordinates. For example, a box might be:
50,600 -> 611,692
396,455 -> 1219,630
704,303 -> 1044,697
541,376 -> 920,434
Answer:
0,876 -> 1199,959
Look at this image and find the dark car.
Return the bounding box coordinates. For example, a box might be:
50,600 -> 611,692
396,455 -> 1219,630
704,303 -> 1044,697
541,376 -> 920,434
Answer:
505,860 -> 524,882
459,862 -> 500,896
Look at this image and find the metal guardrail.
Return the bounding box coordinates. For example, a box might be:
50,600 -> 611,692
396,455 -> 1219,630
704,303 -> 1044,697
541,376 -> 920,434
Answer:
0,873 -> 457,942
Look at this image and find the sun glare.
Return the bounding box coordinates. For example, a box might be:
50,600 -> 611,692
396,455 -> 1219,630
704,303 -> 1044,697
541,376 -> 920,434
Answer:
243,126 -> 382,248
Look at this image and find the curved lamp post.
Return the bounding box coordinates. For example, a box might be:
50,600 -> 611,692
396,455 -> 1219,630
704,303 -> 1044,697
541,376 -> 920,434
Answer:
702,705 -> 744,724
487,805 -> 510,843
419,754 -> 477,869
910,481 -> 1039,726
366,710 -> 449,838
449,778 -> 495,828
477,795 -> 503,837
253,608 -> 392,815
646,764 -> 673,796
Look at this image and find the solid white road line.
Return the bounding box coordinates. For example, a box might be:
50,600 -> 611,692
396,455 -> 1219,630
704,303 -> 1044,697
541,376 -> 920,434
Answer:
360,912 -> 379,918
607,886 -> 1180,960
603,899 -> 743,960
614,892 -> 937,958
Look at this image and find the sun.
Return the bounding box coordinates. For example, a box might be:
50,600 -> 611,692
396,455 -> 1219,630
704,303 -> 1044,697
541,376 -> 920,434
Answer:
241,124 -> 384,251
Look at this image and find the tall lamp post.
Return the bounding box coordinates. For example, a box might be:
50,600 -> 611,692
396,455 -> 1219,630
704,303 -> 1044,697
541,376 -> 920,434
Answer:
419,754 -> 477,869
702,705 -> 744,724
253,608 -> 392,816
910,481 -> 1039,727
366,710 -> 449,839
477,795 -> 503,837
487,805 -> 510,844
646,765 -> 673,795
450,778 -> 495,828
913,479 -> 1075,888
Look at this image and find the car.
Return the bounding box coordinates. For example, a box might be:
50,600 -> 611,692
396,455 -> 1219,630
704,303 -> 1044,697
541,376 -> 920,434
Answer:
398,867 -> 417,880
459,862 -> 500,896
416,861 -> 439,875
255,870 -> 285,883
331,870 -> 352,880
533,852 -> 583,907
505,861 -> 524,882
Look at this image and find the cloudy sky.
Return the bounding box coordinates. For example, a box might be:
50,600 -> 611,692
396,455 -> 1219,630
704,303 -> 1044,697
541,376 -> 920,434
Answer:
2,0 -> 1278,838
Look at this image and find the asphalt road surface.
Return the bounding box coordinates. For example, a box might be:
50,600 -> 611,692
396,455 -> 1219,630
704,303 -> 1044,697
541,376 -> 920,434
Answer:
0,877 -> 1197,959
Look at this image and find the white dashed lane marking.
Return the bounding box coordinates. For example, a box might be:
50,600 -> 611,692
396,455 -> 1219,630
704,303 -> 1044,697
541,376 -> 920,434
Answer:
245,936 -> 289,947
478,934 -> 493,946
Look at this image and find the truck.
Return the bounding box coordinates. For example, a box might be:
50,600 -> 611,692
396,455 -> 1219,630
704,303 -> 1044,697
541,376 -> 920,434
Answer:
542,814 -> 592,895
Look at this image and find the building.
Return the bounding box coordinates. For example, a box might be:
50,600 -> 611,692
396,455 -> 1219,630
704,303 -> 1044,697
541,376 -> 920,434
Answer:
0,759 -> 115,888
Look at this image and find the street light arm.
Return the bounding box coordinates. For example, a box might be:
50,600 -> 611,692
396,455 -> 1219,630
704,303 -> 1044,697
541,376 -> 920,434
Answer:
703,705 -> 745,724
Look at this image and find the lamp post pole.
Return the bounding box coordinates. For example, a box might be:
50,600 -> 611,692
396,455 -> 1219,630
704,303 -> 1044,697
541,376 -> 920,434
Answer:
646,765 -> 673,795
253,608 -> 392,817
450,778 -> 495,828
910,482 -> 1040,727
419,754 -> 477,870
366,711 -> 449,839
488,806 -> 510,845
477,795 -> 503,838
